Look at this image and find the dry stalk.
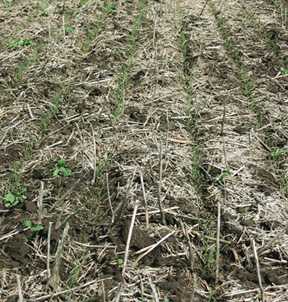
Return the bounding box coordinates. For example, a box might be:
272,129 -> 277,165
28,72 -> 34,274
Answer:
76,123 -> 85,173
16,274 -> 23,302
115,282 -> 122,302
252,239 -> 265,302
152,7 -> 157,49
47,18 -> 51,40
106,173 -> 115,224
216,200 -> 221,282
190,274 -> 196,302
164,109 -> 169,167
51,223 -> 70,289
200,0 -> 209,16
31,279 -> 100,301
90,123 -> 97,184
135,231 -> 175,264
56,207 -> 80,230
258,225 -> 288,256
0,228 -> 29,242
47,222 -> 53,279
113,168 -> 136,225
51,176 -> 83,210
62,1 -> 65,40
149,277 -> 160,302
158,142 -> 166,225
220,98 -> 226,136
180,220 -> 194,271
122,201 -> 139,278
27,103 -> 34,120
101,280 -> 106,302
140,172 -> 149,228
38,181 -> 44,225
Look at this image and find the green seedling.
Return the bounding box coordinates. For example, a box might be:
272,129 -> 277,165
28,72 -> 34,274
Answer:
105,2 -> 117,14
218,172 -> 230,185
4,188 -> 27,208
53,159 -> 72,177
6,38 -> 37,48
65,27 -> 74,35
24,219 -> 43,232
117,258 -> 123,265
5,2 -> 13,8
43,189 -> 52,197
269,148 -> 285,161
53,159 -> 71,199
24,220 -> 43,242
280,67 -> 288,75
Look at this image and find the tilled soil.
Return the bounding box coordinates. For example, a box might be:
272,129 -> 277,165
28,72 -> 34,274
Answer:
0,0 -> 287,301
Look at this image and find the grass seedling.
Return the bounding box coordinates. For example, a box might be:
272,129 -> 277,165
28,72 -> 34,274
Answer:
130,0 -> 146,46
13,49 -> 38,84
269,148 -> 285,168
105,2 -> 117,14
113,64 -> 132,120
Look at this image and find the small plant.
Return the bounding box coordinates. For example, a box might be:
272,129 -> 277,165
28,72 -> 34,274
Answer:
269,148 -> 285,161
43,189 -> 52,197
65,26 -> 74,35
280,66 -> 288,75
4,188 -> 27,208
117,258 -> 123,265
53,159 -> 72,200
218,172 -> 230,185
6,38 -> 37,48
53,159 -> 72,177
24,220 -> 43,242
24,219 -> 43,232
5,2 -> 13,8
105,2 -> 117,14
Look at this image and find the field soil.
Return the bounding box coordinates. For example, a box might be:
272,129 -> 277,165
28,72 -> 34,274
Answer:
0,0 -> 288,301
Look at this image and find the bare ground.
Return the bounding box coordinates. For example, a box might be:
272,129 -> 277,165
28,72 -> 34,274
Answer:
0,0 -> 288,301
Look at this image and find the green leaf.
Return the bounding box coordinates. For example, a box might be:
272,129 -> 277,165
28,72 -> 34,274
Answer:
57,159 -> 66,167
24,220 -> 32,228
65,27 -> 74,34
53,167 -> 60,176
5,2 -> 14,8
5,193 -> 15,203
31,225 -> 43,232
63,167 -> 71,177
117,258 -> 123,265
